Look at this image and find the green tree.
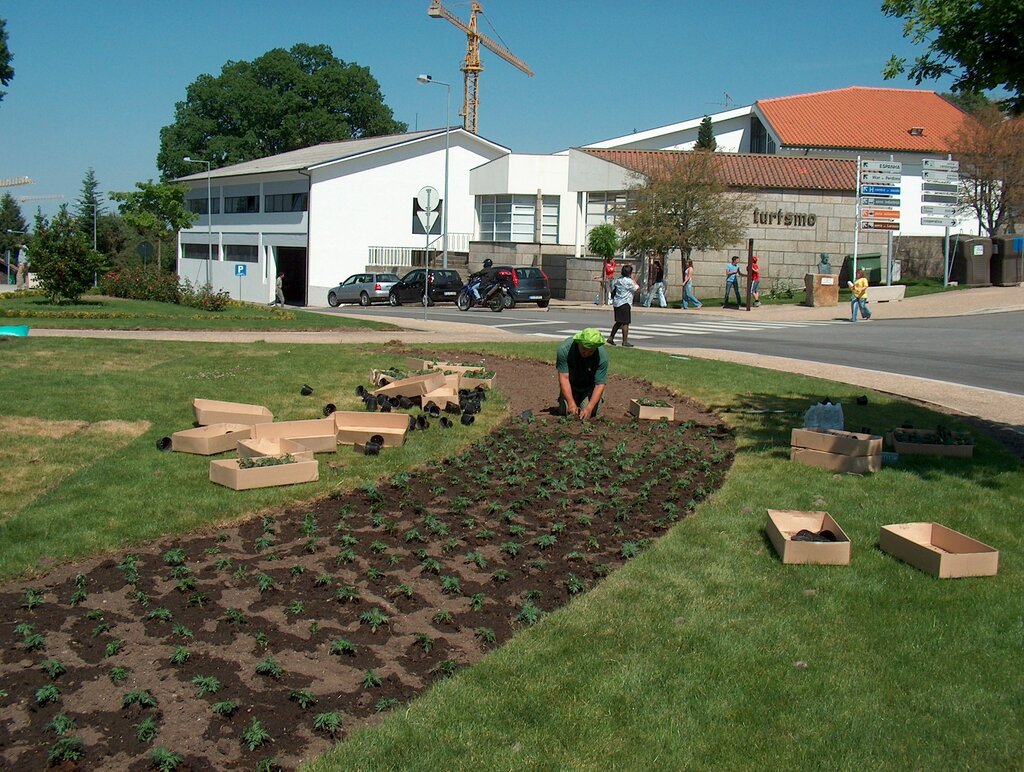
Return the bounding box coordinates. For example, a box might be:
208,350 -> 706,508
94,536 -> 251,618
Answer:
695,115 -> 717,150
0,18 -> 13,104
27,206 -> 106,303
616,151 -> 747,280
586,223 -> 619,261
952,107 -> 1024,235
74,168 -> 105,247
882,0 -> 1024,114
942,90 -> 996,116
1,193 -> 28,271
109,181 -> 196,269
157,43 -> 407,179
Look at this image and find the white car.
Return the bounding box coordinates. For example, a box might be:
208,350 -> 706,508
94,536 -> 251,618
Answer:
327,272 -> 400,307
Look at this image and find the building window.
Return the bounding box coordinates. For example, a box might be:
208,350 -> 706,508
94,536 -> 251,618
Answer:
585,191 -> 629,230
264,192 -> 308,213
182,243 -> 217,260
224,195 -> 259,214
477,194 -> 559,243
750,116 -> 776,155
186,197 -> 220,215
224,245 -> 259,263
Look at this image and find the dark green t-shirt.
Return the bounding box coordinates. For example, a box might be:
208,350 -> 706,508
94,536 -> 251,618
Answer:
556,337 -> 608,393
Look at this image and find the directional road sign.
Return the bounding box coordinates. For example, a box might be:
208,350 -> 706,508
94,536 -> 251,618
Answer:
416,209 -> 439,232
861,197 -> 901,207
921,216 -> 957,227
923,158 -> 959,172
921,205 -> 957,216
860,172 -> 902,185
862,209 -> 900,220
416,186 -> 440,212
862,221 -> 899,230
922,193 -> 959,203
922,169 -> 959,183
861,160 -> 902,173
922,182 -> 958,193
863,185 -> 900,195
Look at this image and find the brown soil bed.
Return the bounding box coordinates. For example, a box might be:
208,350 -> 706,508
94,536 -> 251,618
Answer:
0,356 -> 733,770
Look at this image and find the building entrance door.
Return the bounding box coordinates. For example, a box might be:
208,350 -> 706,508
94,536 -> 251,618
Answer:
275,247 -> 307,306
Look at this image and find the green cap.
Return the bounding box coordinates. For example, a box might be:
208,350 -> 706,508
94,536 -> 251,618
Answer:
573,328 -> 606,348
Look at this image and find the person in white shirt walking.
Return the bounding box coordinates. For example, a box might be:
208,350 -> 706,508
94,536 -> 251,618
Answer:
607,265 -> 640,347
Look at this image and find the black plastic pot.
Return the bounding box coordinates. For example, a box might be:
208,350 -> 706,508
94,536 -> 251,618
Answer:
388,396 -> 401,409
460,413 -> 475,426
379,377 -> 391,387
380,401 -> 392,413
474,386 -> 487,400
440,416 -> 453,429
355,385 -> 366,397
364,397 -> 377,412
408,415 -> 417,431
300,384 -> 314,396
444,403 -> 462,415
323,403 -> 337,417
398,396 -> 413,409
375,394 -> 389,407
424,402 -> 440,418
156,436 -> 172,451
370,434 -> 384,446
463,401 -> 480,415
856,395 -> 869,406
416,415 -> 430,430
357,439 -> 382,456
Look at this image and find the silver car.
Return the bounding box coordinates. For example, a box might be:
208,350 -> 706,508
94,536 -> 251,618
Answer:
326,272 -> 400,307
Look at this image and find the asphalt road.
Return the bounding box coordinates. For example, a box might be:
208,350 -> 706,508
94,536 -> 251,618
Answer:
330,304 -> 1024,396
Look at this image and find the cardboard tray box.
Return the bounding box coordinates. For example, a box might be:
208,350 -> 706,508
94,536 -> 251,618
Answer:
792,428 -> 882,457
333,410 -> 409,447
879,522 -> 998,578
370,368 -> 408,387
236,437 -> 315,463
791,447 -> 881,474
210,457 -> 319,490
421,387 -> 460,410
406,358 -> 486,374
171,423 -> 252,455
192,398 -> 273,427
251,418 -> 338,453
766,509 -> 851,565
459,374 -> 495,390
629,399 -> 675,421
372,371 -> 446,399
887,430 -> 974,458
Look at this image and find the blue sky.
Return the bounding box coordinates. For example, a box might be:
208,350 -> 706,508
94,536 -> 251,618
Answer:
1,1 -> 952,221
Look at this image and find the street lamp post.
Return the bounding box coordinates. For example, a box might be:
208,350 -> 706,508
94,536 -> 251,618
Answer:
416,75 -> 451,270
183,157 -> 213,285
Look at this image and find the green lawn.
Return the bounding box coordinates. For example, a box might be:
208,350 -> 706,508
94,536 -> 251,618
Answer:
0,294 -> 397,331
687,276 -> 964,309
0,339 -> 1019,769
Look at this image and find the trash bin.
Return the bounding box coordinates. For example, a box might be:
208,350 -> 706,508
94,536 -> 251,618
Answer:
991,237 -> 1024,286
840,254 -> 882,286
951,238 -> 991,285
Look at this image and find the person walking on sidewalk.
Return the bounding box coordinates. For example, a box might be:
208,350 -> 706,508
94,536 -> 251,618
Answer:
643,259 -> 667,308
593,256 -> 616,305
607,265 -> 639,347
848,268 -> 872,322
724,256 -> 744,307
682,258 -> 702,309
273,272 -> 285,306
750,255 -> 761,307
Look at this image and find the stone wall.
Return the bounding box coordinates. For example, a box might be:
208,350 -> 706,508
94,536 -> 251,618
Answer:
892,235 -> 946,279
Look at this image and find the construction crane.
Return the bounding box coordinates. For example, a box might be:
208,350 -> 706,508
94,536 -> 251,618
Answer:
427,0 -> 533,134
16,194 -> 64,203
0,176 -> 33,188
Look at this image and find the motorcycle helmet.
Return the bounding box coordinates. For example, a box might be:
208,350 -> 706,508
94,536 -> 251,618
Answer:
483,258 -> 493,269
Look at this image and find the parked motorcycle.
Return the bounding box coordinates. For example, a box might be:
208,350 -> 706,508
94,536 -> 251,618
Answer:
457,278 -> 506,312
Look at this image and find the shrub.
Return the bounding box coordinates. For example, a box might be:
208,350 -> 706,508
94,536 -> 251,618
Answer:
28,206 -> 107,304
178,278 -> 230,311
99,266 -> 179,303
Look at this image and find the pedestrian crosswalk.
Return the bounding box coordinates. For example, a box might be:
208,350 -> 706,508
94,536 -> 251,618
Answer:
540,318 -> 846,340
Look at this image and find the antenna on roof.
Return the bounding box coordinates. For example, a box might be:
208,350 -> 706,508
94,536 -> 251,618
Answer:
707,91 -> 734,109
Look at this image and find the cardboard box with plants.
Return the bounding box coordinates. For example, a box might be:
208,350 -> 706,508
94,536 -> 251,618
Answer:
765,509 -> 851,566
370,368 -> 409,387
406,357 -> 487,375
879,522 -> 998,578
459,368 -> 495,390
333,410 -> 410,448
629,398 -> 675,421
192,398 -> 273,427
171,423 -> 253,455
236,436 -> 315,463
210,453 -> 319,490
372,371 -> 447,399
251,418 -> 338,453
790,427 -> 882,473
886,425 -> 974,458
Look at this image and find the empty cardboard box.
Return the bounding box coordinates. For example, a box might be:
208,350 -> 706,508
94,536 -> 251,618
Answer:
791,428 -> 882,457
236,437 -> 314,463
333,410 -> 410,447
192,398 -> 273,427
879,522 -> 998,578
171,423 -> 252,455
372,371 -> 446,399
766,509 -> 851,565
209,457 -> 319,490
629,399 -> 675,421
251,418 -> 338,453
790,447 -> 882,474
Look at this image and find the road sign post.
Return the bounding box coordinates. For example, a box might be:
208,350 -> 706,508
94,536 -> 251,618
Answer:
417,186 -> 440,321
856,159 -> 902,280
923,158 -> 960,286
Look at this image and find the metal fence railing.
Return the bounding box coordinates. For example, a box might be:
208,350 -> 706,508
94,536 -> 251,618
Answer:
367,233 -> 471,266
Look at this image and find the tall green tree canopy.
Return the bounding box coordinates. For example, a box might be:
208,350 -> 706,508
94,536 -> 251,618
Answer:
28,206 -> 106,303
109,181 -> 196,269
157,43 -> 407,179
586,223 -> 620,260
0,193 -> 28,260
0,18 -> 13,104
75,168 -> 105,242
695,116 -> 717,150
882,0 -> 1024,114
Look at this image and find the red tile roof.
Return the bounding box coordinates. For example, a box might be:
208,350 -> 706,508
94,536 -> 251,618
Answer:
756,86 -> 971,152
583,149 -> 856,191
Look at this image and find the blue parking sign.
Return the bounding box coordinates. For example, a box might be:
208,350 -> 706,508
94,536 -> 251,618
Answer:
234,264 -> 247,277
